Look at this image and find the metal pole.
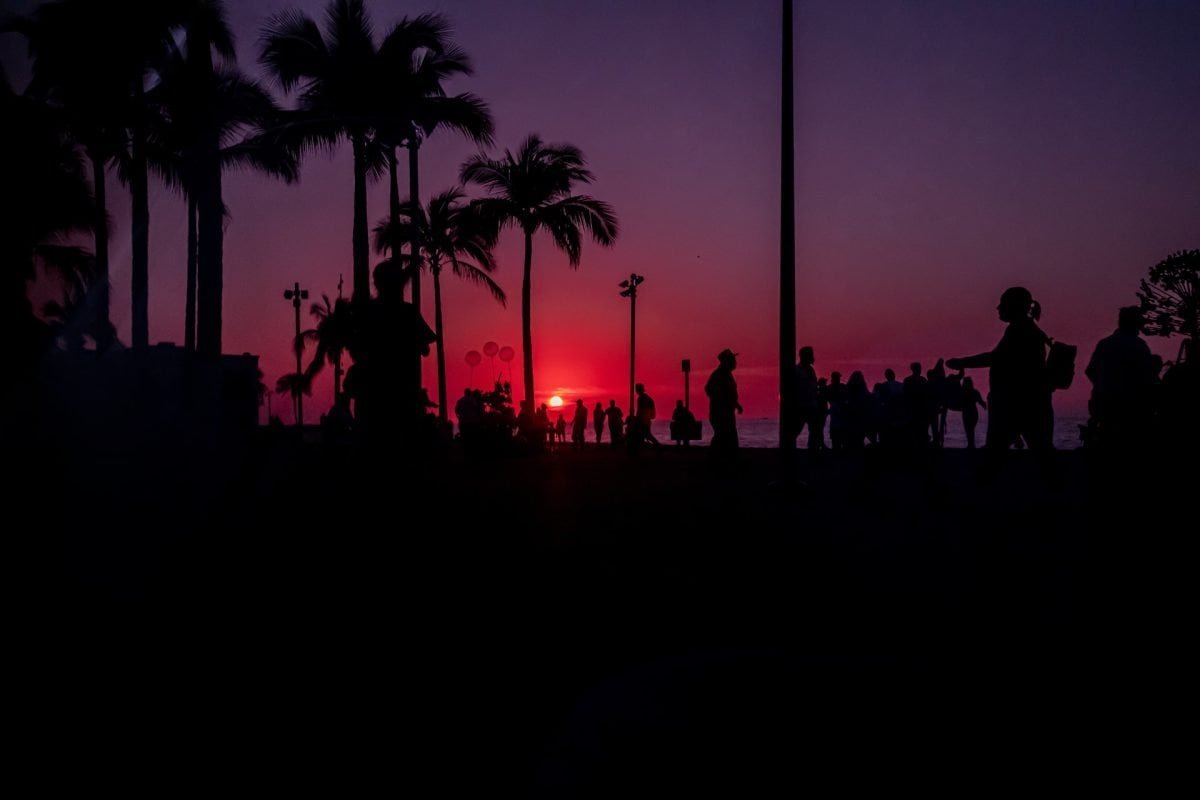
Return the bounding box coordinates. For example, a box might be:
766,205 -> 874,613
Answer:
293,282 -> 304,427
779,0 -> 796,464
630,283 -> 636,414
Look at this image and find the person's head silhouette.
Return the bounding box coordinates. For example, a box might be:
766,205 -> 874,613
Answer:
885,368 -> 896,382
1118,306 -> 1144,335
998,286 -> 1038,323
831,371 -> 842,385
910,362 -> 921,377
964,376 -> 976,391
799,346 -> 814,366
676,400 -> 684,409
636,383 -> 645,396
372,260 -> 405,300
718,349 -> 738,370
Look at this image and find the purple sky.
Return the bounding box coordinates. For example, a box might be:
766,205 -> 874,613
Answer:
5,0 -> 1198,419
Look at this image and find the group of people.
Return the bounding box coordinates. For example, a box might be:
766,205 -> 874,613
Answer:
353,273 -> 1197,462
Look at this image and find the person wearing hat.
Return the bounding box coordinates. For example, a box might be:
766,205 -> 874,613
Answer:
947,286 -> 1054,457
705,349 -> 744,455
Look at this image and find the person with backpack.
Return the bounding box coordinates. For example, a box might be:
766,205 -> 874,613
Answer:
947,287 -> 1061,466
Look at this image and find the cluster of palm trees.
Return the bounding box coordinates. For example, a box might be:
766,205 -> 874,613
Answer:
6,0 -> 618,420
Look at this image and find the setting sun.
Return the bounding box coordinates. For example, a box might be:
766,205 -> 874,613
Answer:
548,396 -> 564,408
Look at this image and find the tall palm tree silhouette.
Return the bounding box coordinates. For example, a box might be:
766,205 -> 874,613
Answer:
0,66 -> 96,361
374,188 -> 505,420
298,293 -> 355,404
4,0 -> 187,349
375,14 -> 493,322
260,0 -> 391,307
151,28 -> 298,355
461,135 -> 618,405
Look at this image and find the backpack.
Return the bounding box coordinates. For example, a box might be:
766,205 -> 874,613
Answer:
1046,339 -> 1077,391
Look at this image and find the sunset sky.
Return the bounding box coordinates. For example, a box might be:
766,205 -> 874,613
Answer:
4,0 -> 1198,420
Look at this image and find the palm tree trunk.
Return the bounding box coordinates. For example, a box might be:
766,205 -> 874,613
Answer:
130,83 -> 150,350
407,140 -> 422,317
351,134 -> 370,306
388,146 -> 401,293
522,230 -> 534,406
184,194 -> 197,351
89,152 -> 111,348
196,160 -> 224,355
433,263 -> 447,422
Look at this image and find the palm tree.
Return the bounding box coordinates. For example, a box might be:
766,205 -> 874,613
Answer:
151,39 -> 299,354
461,135 -> 618,405
376,14 -> 493,322
298,292 -> 355,403
0,65 -> 96,364
260,0 -> 392,307
1139,250 -> 1199,358
374,188 -> 505,421
6,1 -> 208,350
276,371 -> 313,427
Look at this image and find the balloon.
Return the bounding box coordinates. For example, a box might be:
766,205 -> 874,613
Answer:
465,351 -> 482,367
498,346 -> 515,363
483,341 -> 499,358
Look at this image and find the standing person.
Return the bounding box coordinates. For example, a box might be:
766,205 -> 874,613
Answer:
536,404 -> 552,447
902,362 -> 929,448
348,261 -> 436,447
572,399 -> 589,448
827,371 -> 846,450
814,377 -> 829,449
555,414 -> 567,444
961,376 -> 986,449
593,401 -> 606,446
927,359 -> 949,447
792,346 -> 820,449
635,383 -> 660,446
1085,306 -> 1157,449
947,286 -> 1056,470
605,400 -> 624,447
671,400 -> 698,446
705,349 -> 743,457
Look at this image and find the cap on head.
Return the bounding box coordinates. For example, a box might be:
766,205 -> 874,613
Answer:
718,348 -> 738,363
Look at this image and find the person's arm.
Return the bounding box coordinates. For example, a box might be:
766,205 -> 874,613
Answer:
947,351 -> 993,370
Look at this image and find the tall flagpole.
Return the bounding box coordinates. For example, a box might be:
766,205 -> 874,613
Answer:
779,0 -> 796,464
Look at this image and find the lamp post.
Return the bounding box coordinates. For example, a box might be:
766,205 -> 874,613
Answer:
779,0 -> 797,471
619,273 -> 645,414
284,281 -> 309,427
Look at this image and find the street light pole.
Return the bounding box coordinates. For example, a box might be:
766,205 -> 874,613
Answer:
284,281 -> 309,428
619,273 -> 645,414
779,0 -> 797,468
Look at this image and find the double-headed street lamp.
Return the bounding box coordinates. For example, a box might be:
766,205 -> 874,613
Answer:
619,273 -> 645,415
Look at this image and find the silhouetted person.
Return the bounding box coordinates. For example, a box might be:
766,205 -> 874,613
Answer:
1085,306 -> 1157,449
594,401 -> 605,445
671,400 -> 697,446
348,261 -> 436,446
555,414 -> 567,444
843,371 -> 872,450
516,399 -> 541,451
948,287 -> 1055,470
705,349 -> 743,457
928,359 -> 949,447
903,362 -> 929,448
572,399 -> 588,448
961,376 -> 986,449
537,403 -> 552,447
814,377 -> 829,449
827,371 -> 847,449
605,400 -> 624,447
635,383 -> 660,446
792,346 -> 820,449
872,368 -> 904,448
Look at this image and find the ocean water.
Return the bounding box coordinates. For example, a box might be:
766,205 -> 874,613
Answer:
647,413 -> 1089,450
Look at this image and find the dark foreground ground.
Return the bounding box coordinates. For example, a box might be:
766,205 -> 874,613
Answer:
20,438 -> 1195,792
